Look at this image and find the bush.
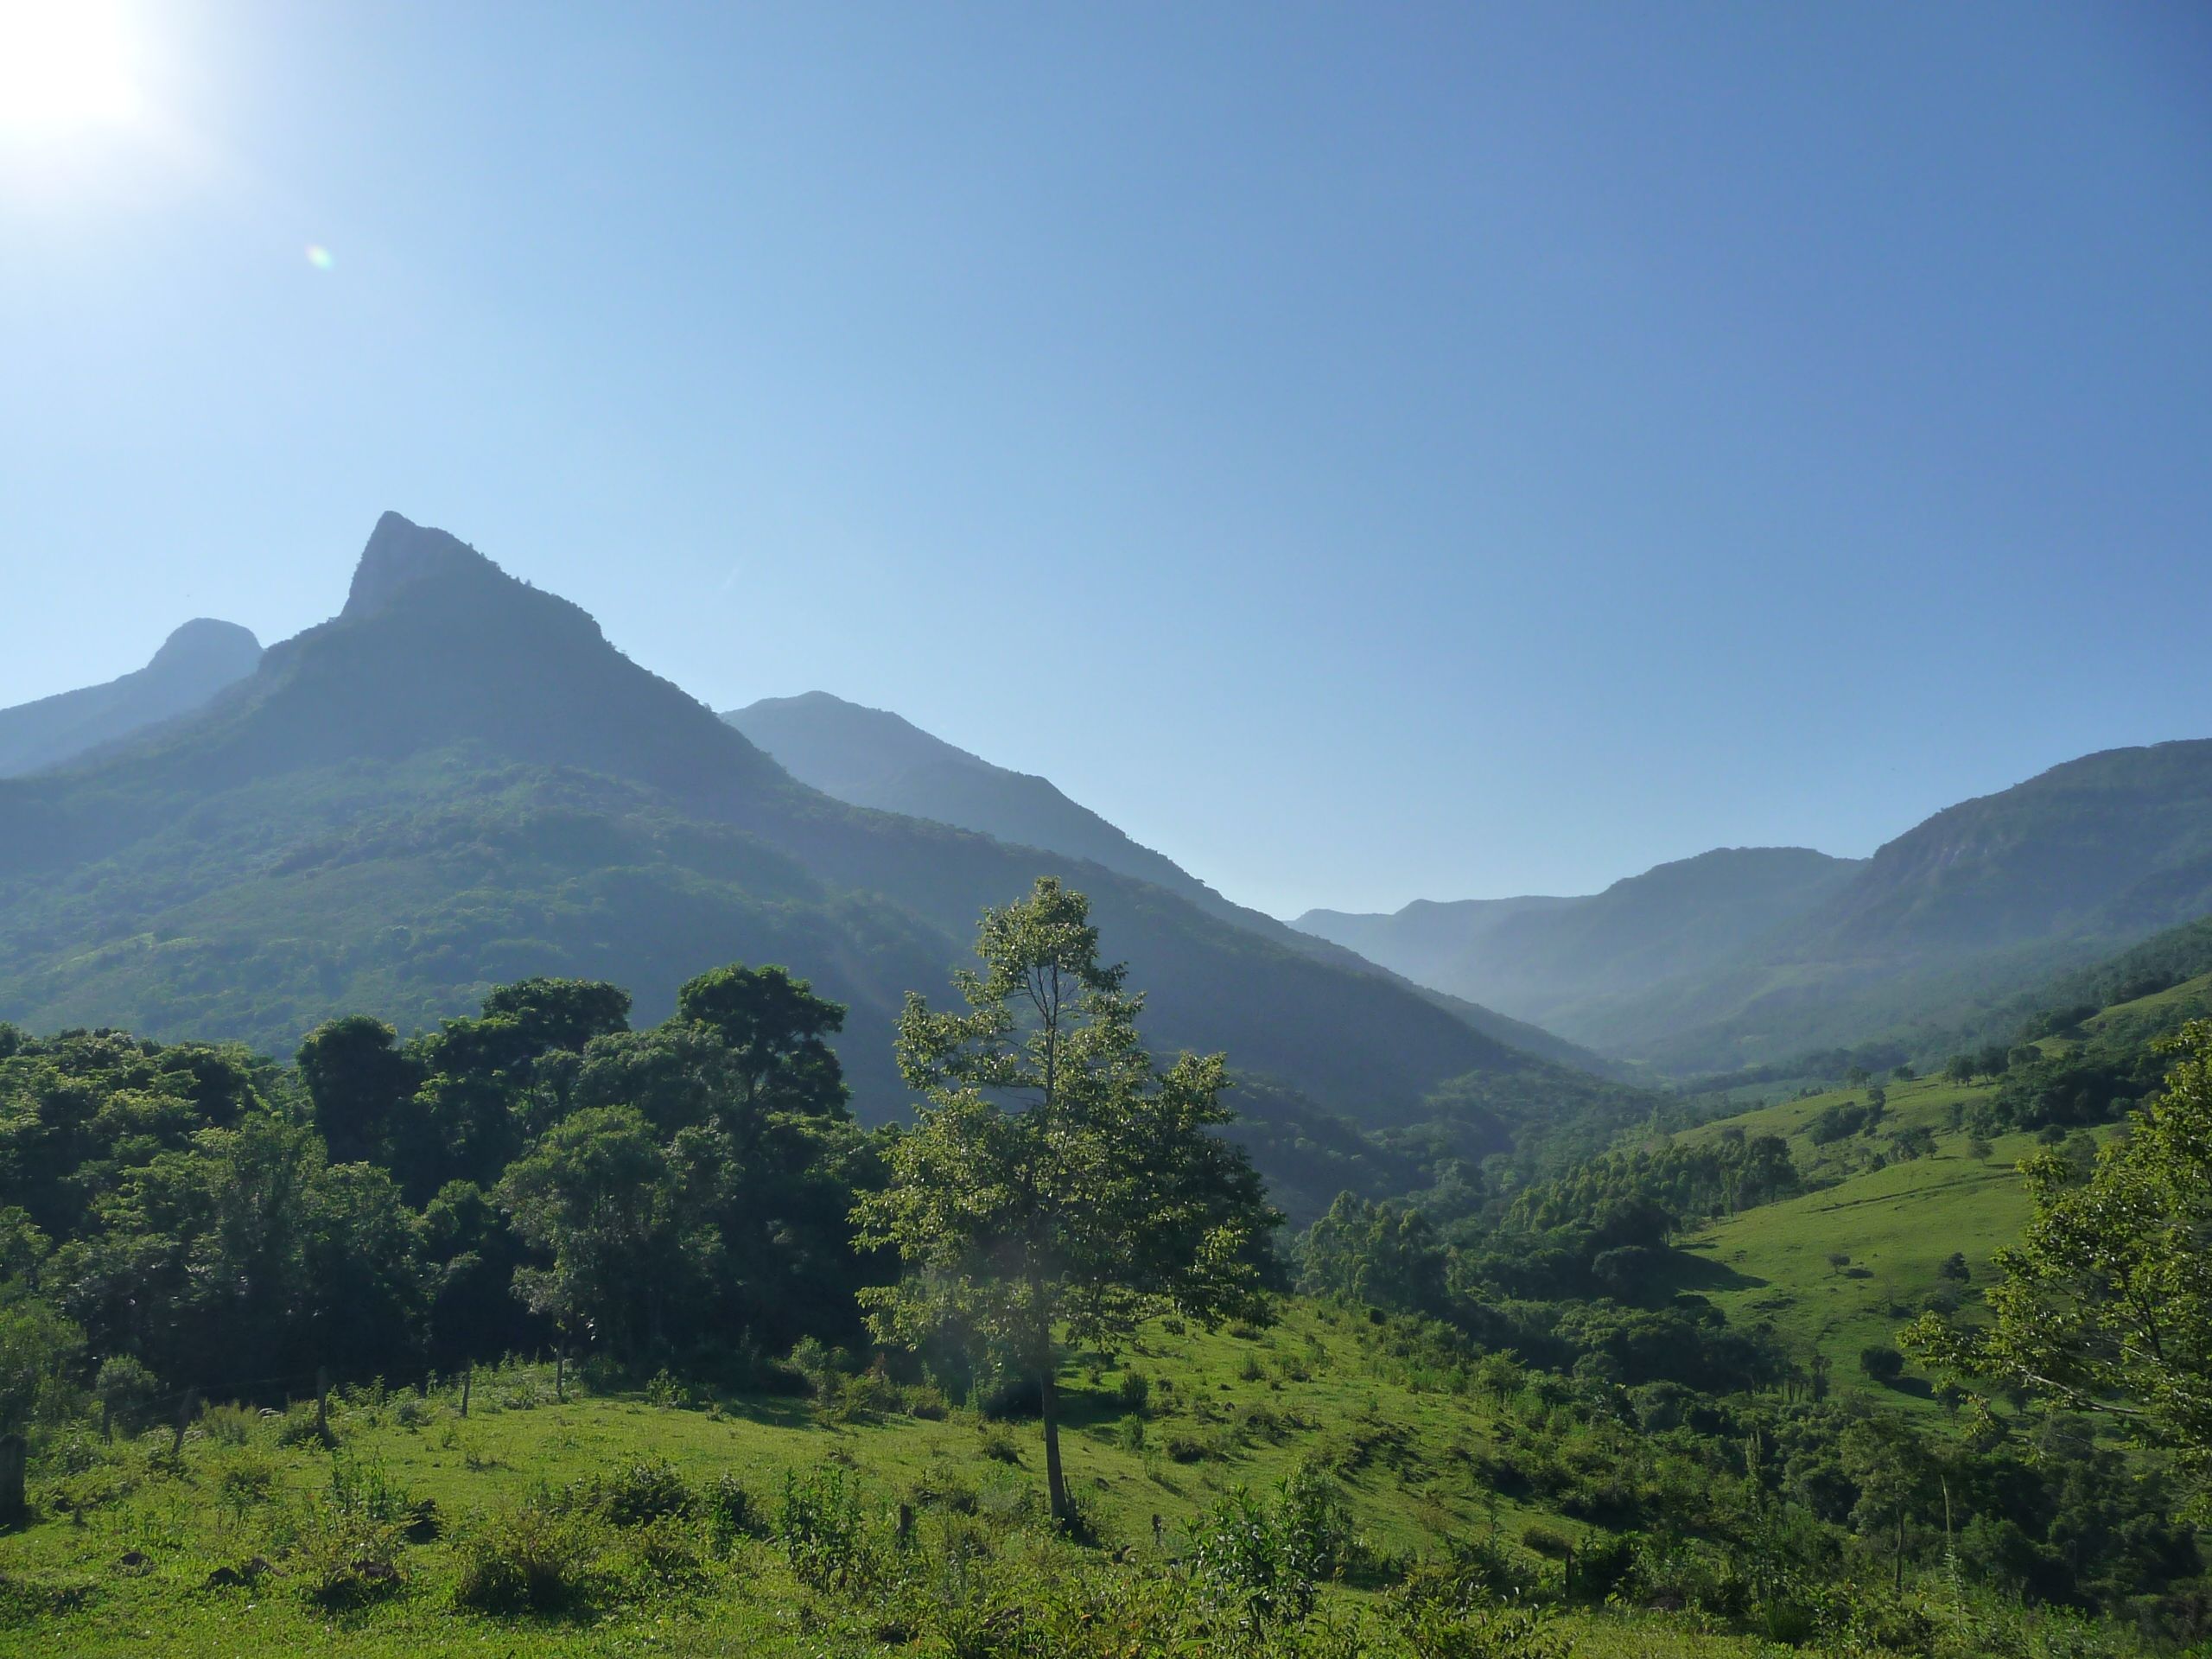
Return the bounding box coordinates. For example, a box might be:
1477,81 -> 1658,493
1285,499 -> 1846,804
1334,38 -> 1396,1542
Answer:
451,1503 -> 601,1614
1165,1430 -> 1216,1464
702,1473 -> 754,1554
586,1458 -> 693,1528
1185,1462 -> 1356,1635
1116,1370 -> 1151,1412
92,1357 -> 161,1437
779,1461 -> 871,1593
1520,1523 -> 1574,1562
327,1448 -> 413,1522
1859,1345 -> 1905,1384
292,1503 -> 405,1609
903,1382 -> 951,1421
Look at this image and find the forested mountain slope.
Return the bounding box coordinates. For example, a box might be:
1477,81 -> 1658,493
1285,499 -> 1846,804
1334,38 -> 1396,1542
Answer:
1300,848 -> 1861,1031
727,689 -> 1618,1077
0,617 -> 262,778
0,513 -> 1601,1130
1301,747 -> 2212,1075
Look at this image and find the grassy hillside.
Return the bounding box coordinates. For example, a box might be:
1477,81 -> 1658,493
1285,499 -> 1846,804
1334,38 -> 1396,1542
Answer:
0,1301 -> 2070,1659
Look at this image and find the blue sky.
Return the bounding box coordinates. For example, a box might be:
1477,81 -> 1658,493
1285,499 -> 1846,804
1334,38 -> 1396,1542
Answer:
3,3 -> 2208,918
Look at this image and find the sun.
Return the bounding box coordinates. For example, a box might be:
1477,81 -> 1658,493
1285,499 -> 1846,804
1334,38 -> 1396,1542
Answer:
0,0 -> 141,136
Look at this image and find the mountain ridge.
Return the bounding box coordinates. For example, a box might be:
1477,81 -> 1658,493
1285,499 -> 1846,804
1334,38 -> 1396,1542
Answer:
0,514 -> 1624,1144
0,616 -> 262,779
725,689 -> 1624,1077
1296,747 -> 2212,1075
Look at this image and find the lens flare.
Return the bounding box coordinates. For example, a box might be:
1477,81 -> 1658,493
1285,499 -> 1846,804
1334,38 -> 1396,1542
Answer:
305,244 -> 334,270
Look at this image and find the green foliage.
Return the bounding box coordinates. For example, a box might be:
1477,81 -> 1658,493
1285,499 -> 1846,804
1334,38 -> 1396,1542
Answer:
855,878 -> 1280,1524
779,1459 -> 871,1592
1186,1462 -> 1356,1635
1909,1020 -> 2212,1503
450,1499 -> 602,1613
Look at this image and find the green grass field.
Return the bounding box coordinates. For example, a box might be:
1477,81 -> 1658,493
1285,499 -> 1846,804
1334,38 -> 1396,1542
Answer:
1667,1071 -> 2069,1398
0,1303 -> 1807,1658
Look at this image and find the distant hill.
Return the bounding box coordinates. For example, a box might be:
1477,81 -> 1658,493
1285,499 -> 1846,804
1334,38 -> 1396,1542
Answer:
1301,848 -> 1862,1033
0,513 -> 1629,1154
0,618 -> 261,777
726,690 -> 1620,1078
1300,747 -> 2212,1076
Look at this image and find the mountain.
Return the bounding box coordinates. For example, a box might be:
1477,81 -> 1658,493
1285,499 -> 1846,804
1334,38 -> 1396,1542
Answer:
1300,746 -> 2212,1076
1300,848 -> 1863,1038
727,691 -> 1227,913
0,512 -> 1627,1147
0,617 -> 262,777
724,690 -> 1621,1077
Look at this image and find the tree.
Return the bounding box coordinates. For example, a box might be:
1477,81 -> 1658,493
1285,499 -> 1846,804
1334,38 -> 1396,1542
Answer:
297,1015 -> 432,1193
497,1105 -> 704,1362
853,877 -> 1279,1527
1905,1020 -> 2212,1504
677,963 -> 849,1122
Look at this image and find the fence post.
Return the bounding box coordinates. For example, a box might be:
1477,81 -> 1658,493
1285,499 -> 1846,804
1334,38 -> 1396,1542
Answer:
315,1368 -> 331,1442
556,1348 -> 565,1404
170,1389 -> 198,1457
0,1433 -> 25,1528
461,1364 -> 471,1419
897,1502 -> 914,1547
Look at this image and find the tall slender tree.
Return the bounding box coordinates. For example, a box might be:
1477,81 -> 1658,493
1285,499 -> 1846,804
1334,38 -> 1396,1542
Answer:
854,877 -> 1279,1527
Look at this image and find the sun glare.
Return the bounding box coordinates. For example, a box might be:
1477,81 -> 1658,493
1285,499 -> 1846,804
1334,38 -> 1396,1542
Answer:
0,0 -> 140,136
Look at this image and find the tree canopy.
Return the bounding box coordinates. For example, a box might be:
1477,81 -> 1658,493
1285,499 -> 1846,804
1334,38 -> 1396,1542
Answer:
854,876 -> 1279,1525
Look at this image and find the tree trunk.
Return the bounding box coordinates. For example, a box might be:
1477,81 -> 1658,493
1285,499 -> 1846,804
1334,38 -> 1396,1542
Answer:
1040,1359 -> 1070,1528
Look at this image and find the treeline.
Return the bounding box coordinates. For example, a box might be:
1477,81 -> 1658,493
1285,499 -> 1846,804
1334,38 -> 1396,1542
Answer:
0,965 -> 885,1414
1298,1128 -> 1805,1400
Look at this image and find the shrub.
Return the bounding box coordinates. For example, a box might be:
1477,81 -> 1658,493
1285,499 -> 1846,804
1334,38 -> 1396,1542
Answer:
92,1357 -> 161,1438
196,1402 -> 259,1446
903,1382 -> 951,1421
587,1458 -> 692,1528
327,1449 -> 413,1522
611,1516 -> 708,1592
1116,1370 -> 1151,1412
273,1403 -> 327,1449
1859,1345 -> 1905,1384
451,1503 -> 601,1614
830,1368 -> 902,1422
1520,1524 -> 1574,1563
1390,1590 -> 1572,1659
702,1473 -> 754,1554
1165,1431 -> 1214,1464
211,1446 -> 280,1523
977,1424 -> 1024,1465
779,1461 -> 871,1593
1188,1486 -> 1312,1633
291,1503 -> 405,1609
